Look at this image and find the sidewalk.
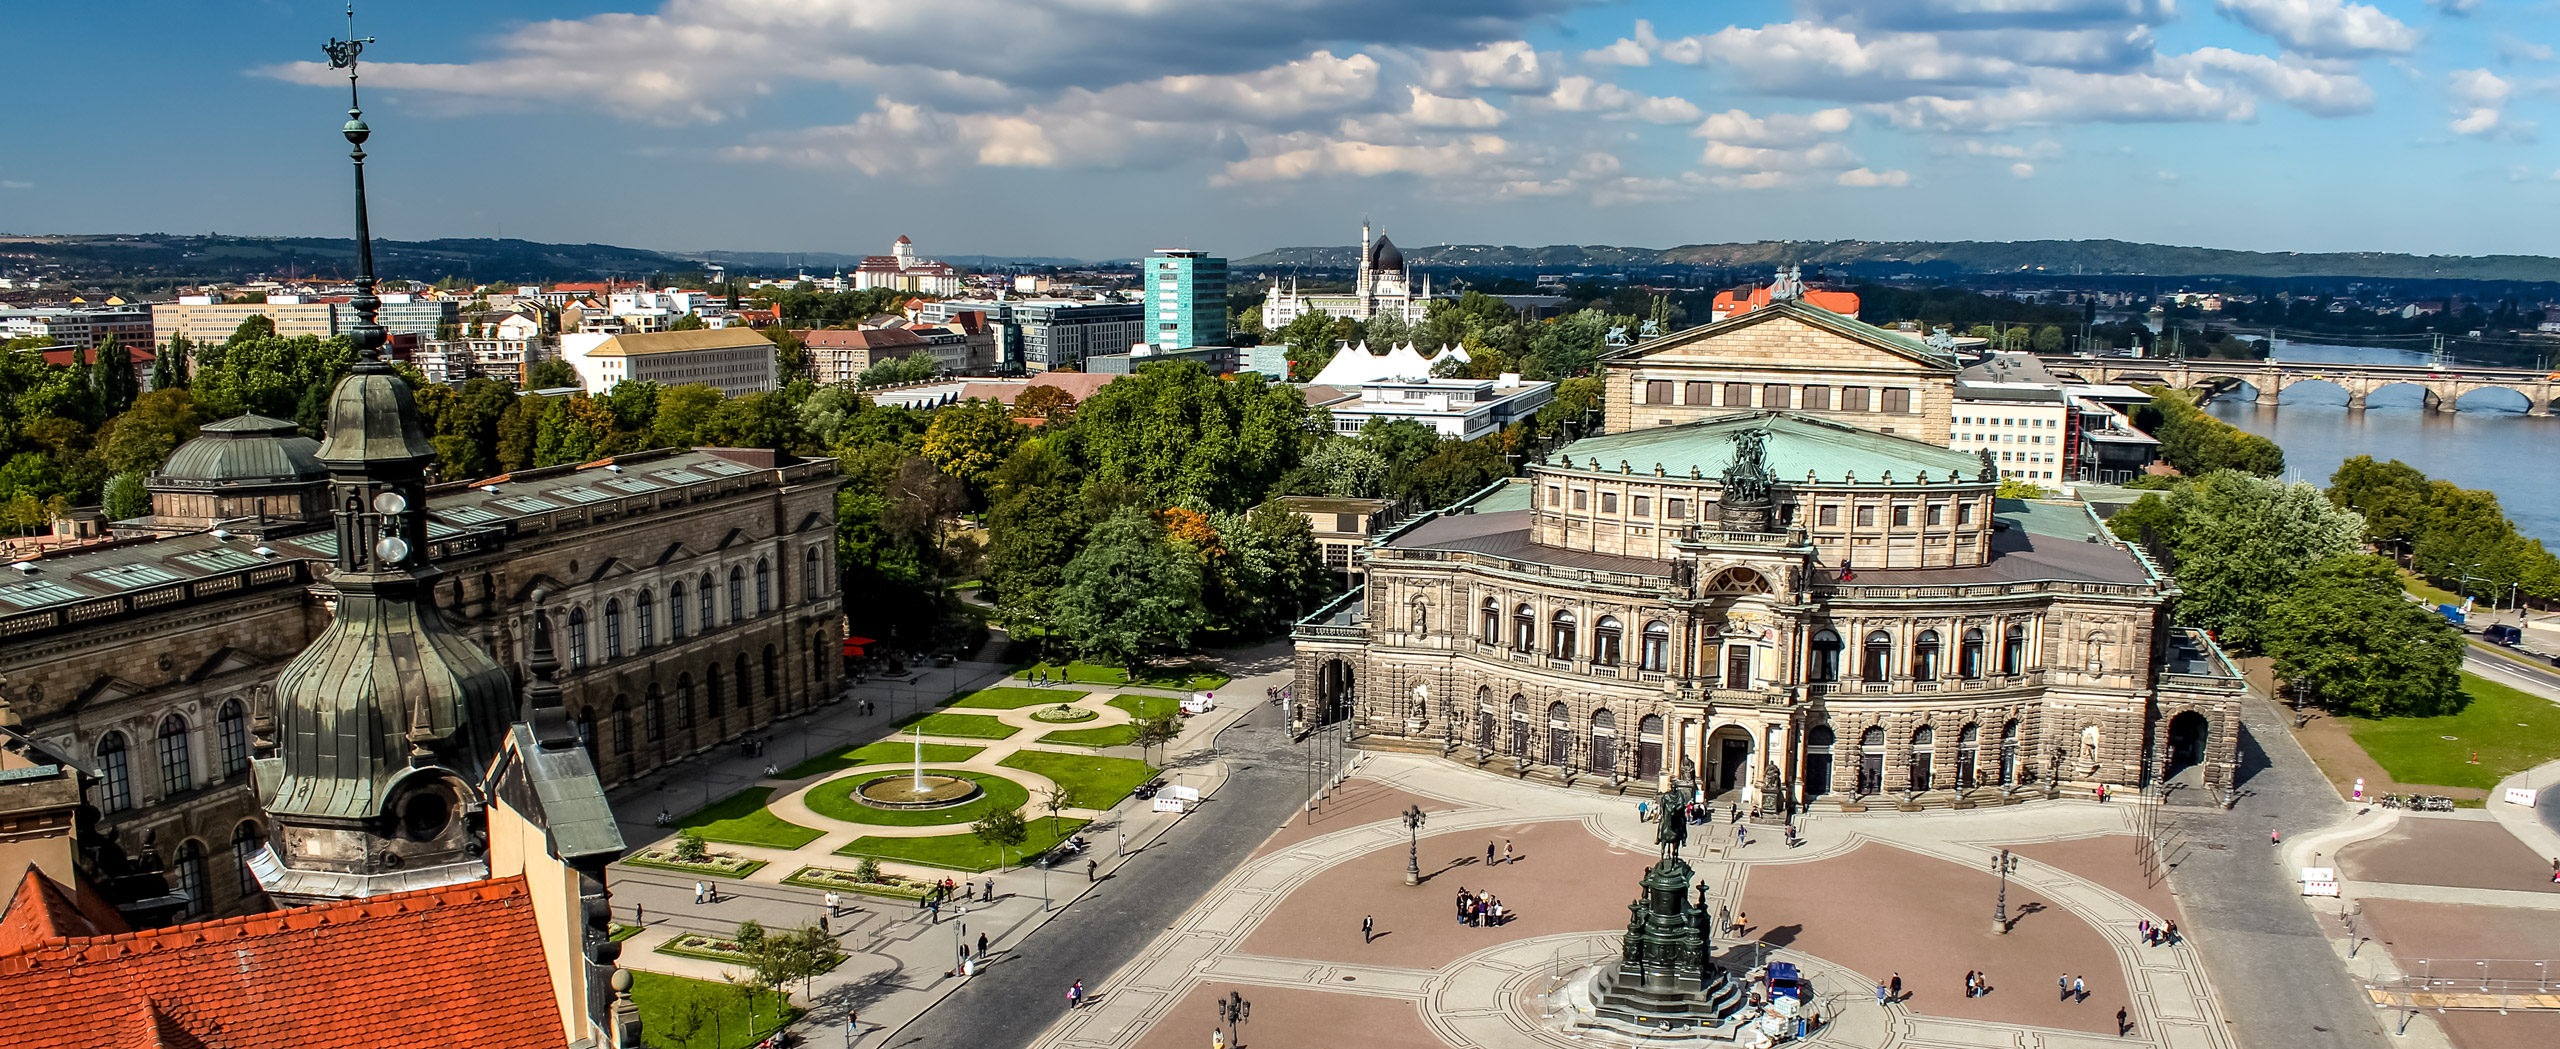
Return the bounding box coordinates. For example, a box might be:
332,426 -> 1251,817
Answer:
607,643 -> 1299,1046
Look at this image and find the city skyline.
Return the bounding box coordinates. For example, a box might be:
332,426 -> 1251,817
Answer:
3,1 -> 2557,261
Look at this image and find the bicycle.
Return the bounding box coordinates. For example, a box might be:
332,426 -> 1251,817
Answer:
2377,793 -> 2401,809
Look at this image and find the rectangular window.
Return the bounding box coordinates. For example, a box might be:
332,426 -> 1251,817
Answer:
1842,387 -> 1871,412
1573,488 -> 1589,510
1724,382 -> 1753,407
1684,381 -> 1710,406
1818,505 -> 1839,526
1801,385 -> 1831,411
1958,503 -> 1974,525
1631,495 -> 1651,517
1854,506 -> 1875,527
1600,492 -> 1619,513
1892,505 -> 1911,527
1881,388 -> 1910,413
1926,504 -> 1943,526
1547,485 -> 1561,507
1666,498 -> 1687,519
1645,380 -> 1671,404
1763,383 -> 1791,409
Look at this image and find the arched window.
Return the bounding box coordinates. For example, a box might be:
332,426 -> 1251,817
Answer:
1512,604 -> 1536,652
755,558 -> 772,614
1637,714 -> 1665,779
611,696 -> 633,754
567,607 -> 589,668
1912,629 -> 1941,682
231,821 -> 264,897
157,714 -> 193,796
1551,609 -> 1578,659
217,700 -> 249,778
1475,686 -> 1494,748
636,589 -> 655,648
1857,725 -> 1885,795
2002,623 -> 2028,675
1861,630 -> 1892,681
804,545 -> 824,600
1481,598 -> 1500,643
173,840 -> 207,917
644,685 -> 665,742
577,707 -> 596,763
1641,621 -> 1671,672
1589,709 -> 1617,773
706,665 -> 726,717
2086,629 -> 2109,672
729,567 -> 745,621
1507,693 -> 1530,756
1999,719 -> 2020,784
604,599 -> 624,659
1593,616 -> 1623,666
763,645 -> 781,702
1411,599 -> 1429,636
1959,628 -> 1985,679
1958,722 -> 1982,788
670,582 -> 689,639
1809,630 -> 1842,683
1909,724 -> 1936,791
96,732 -> 132,813
699,573 -> 716,629
678,673 -> 697,731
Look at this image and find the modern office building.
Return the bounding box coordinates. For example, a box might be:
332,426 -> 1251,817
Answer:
1311,375 -> 1555,441
1143,249 -> 1227,351
0,305 -> 156,352
918,297 -> 1145,372
152,298 -> 341,354
559,328 -> 779,397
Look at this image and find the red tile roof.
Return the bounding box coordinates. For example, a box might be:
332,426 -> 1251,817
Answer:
0,869 -> 562,1049
1712,285 -> 1861,321
38,345 -> 155,367
0,869 -> 129,956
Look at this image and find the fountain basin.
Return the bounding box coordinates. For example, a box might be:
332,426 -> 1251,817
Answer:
852,774 -> 985,810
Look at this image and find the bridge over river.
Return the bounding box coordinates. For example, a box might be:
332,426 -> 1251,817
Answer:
2044,355 -> 2560,415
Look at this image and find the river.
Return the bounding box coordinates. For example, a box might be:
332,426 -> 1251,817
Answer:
2198,340 -> 2560,544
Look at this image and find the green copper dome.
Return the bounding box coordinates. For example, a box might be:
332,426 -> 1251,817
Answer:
315,370 -> 436,465
154,414 -> 327,487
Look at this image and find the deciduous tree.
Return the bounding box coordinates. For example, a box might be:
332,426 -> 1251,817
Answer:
1053,506 -> 1206,670
2264,554 -> 2466,716
2167,471 -> 2364,653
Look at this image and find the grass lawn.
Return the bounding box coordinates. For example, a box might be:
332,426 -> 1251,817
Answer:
953,686 -> 1092,709
998,750 -> 1158,810
779,740 -> 985,780
1038,724 -> 1140,748
2399,569 -> 2464,608
628,971 -> 800,1049
2345,671 -> 2560,790
673,787 -> 824,849
835,817 -> 1091,872
804,769 -> 1033,827
1107,693 -> 1183,720
892,710 -> 1023,740
610,923 -> 642,942
1015,660 -> 1231,691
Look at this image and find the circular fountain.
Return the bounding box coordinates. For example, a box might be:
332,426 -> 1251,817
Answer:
851,725 -> 985,809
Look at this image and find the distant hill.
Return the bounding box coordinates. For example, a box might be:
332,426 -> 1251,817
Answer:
1234,238 -> 2560,282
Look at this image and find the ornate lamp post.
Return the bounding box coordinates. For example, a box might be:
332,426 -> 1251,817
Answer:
1991,847 -> 2019,934
1402,804 -> 1427,886
1217,990 -> 1251,1049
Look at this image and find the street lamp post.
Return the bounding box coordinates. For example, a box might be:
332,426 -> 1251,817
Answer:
1402,804 -> 1427,886
1217,990 -> 1251,1049
1991,848 -> 2019,934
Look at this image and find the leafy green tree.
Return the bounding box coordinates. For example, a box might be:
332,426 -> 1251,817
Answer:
2327,455 -> 2430,552
2264,554 -> 2467,716
653,383 -> 726,448
760,325 -> 807,379
2104,490 -> 2185,551
1275,311 -> 1338,381
99,387 -> 205,474
1533,376 -> 1602,437
669,311 -> 707,331
1392,437 -> 1512,507
227,314 -> 277,344
1073,362 -> 1310,512
922,399 -> 1026,496
1294,438 -> 1388,498
2032,325 -> 2065,353
1134,714 -> 1183,765
673,831 -> 711,863
90,334 -> 138,414
531,395 -> 617,467
2166,471 -> 2364,653
153,333 -> 193,390
1205,501 -> 1330,636
101,470 -> 149,520
1360,418 -> 1441,471
525,357 -> 580,390
602,380 -> 662,434
1995,477 -> 2051,499
1053,507 -> 1207,669
970,806 -> 1029,868
984,441 -> 1090,635
698,391 -> 805,450
191,332 -> 353,422
856,352 -> 938,388
2144,392 -> 2283,477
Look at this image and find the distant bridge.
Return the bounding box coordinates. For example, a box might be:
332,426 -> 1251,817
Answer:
2044,355 -> 2560,416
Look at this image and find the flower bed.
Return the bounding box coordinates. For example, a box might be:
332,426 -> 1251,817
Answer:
624,847 -> 767,879
655,933 -> 847,974
783,865 -> 936,900
1030,704 -> 1097,723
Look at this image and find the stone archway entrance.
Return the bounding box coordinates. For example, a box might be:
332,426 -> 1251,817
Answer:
1315,659 -> 1355,725
1706,725 -> 1755,800
1803,726 -> 1835,798
2166,711 -> 2209,776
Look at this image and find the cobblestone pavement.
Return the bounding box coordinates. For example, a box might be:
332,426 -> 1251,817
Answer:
1021,750 -> 2240,1049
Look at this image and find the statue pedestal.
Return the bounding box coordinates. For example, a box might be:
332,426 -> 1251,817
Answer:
1580,852 -> 1747,1039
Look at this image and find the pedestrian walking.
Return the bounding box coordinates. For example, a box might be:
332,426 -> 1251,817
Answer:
819,914 -> 830,936
1889,972 -> 1902,1000
2059,974 -> 2070,1001
978,932 -> 989,956
1735,911 -> 1748,937
1212,1028 -> 1225,1049
826,890 -> 841,916
2117,1006 -> 2131,1036
929,899 -> 941,922
1068,980 -> 1083,1009
1504,839 -> 1515,865
2165,920 -> 2177,944
1087,858 -> 1099,882
984,877 -> 996,900
1488,840 -> 1497,866
1363,915 -> 1375,943
1964,970 -> 1976,998
634,903 -> 644,926
1875,982 -> 1888,1006
2073,976 -> 2086,1003
2138,918 -> 2150,945
1639,800 -> 1651,822
2270,828 -> 2281,846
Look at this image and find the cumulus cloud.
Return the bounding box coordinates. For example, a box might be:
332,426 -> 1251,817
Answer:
1963,138 -> 2064,159
1878,69 -> 2255,131
1533,77 -> 1700,123
2215,0 -> 2420,59
1582,20 -> 1659,66
2010,162 -> 2036,178
2173,48 -> 2375,116
1695,108 -> 1856,147
1836,168 -> 1911,187
1404,87 -> 1507,128
1693,106 -> 1891,190
1416,40 -> 1554,93
2449,68 -> 2513,108
1213,132 -> 1515,185
2444,69 -> 2532,140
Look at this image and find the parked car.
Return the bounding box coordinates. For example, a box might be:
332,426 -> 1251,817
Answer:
2484,624 -> 2524,646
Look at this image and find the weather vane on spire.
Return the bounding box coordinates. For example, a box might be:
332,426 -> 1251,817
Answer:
325,1 -> 388,366
323,2 -> 373,79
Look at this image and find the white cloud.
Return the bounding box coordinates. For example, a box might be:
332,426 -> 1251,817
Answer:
1404,87 -> 1507,128
1879,69 -> 2255,131
2451,107 -> 2503,135
2215,0 -> 2421,59
0,180 -> 29,190
1837,168 -> 1911,187
2010,162 -> 2037,178
1213,133 -> 1514,185
1538,76 -> 1636,113
1662,21 -> 2021,99
2449,68 -> 2513,108
1583,20 -> 1659,66
1417,40 -> 1553,93
1701,140 -> 1863,172
2428,0 -> 2480,14
1628,95 -> 1705,124
2496,35 -> 2554,64
1964,138 -> 2064,159
1695,108 -> 1856,147
2174,48 -> 2375,117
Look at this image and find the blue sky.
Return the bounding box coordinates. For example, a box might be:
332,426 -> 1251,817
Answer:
4,1 -> 2556,261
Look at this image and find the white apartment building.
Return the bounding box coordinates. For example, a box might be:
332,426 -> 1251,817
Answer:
559,328 -> 777,398
1949,353 -> 2072,483
1315,375 -> 1554,442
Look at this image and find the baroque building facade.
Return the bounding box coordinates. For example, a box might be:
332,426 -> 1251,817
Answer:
1294,296 -> 2243,810
0,436 -> 842,917
1260,222 -> 1444,328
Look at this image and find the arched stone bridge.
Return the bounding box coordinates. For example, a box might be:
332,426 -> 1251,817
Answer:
2043,355 -> 2560,415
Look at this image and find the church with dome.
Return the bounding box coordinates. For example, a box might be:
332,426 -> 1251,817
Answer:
1259,222 -> 1449,329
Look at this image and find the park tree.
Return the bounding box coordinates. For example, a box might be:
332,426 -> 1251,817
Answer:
191,331 -> 352,423
2032,325 -> 2065,353
525,357 -> 580,390
98,387 -> 205,474
669,311 -> 707,331
90,334 -> 138,414
2166,471 -> 2364,653
1204,502 -> 1330,637
153,333 -> 192,389
1533,376 -> 1602,437
653,382 -> 726,448
2263,554 -> 2467,716
759,324 -> 806,378
983,440 -> 1090,635
1134,714 -> 1183,765
971,806 -> 1030,868
1072,362 -> 1311,512
856,352 -> 938,388
531,395 -> 618,467
1293,438 -> 1389,498
2327,456 -> 2430,553
101,470 -> 149,520
1052,506 -> 1207,669
922,398 -> 1027,495
1014,385 -> 1077,420
1392,436 -> 1512,508
699,391 -> 806,451
1275,311 -> 1338,381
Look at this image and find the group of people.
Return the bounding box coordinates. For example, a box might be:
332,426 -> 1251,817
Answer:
1963,970 -> 1991,997
919,876 -> 998,922
1454,886 -> 1510,927
2138,917 -> 2178,946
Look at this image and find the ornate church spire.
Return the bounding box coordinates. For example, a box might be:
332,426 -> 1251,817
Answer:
249,5 -> 518,904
